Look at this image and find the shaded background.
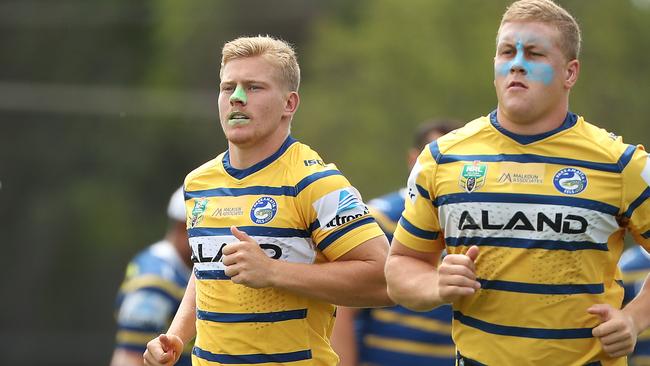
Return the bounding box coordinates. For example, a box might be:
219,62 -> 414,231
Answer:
1,0 -> 649,364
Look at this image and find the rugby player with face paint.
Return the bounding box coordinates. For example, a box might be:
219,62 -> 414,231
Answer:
385,1 -> 650,365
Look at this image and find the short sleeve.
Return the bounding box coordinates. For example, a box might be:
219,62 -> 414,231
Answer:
393,145 -> 445,252
621,146 -> 650,249
299,168 -> 384,261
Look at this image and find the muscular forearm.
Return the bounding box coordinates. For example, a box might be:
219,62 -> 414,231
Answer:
167,274 -> 197,344
623,274 -> 650,335
385,253 -> 444,311
268,257 -> 392,307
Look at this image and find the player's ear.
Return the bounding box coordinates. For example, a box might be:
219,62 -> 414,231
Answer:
564,59 -> 579,89
284,92 -> 299,114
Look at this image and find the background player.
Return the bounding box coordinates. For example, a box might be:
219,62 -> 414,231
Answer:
144,36 -> 392,366
111,187 -> 192,366
332,121 -> 457,366
385,0 -> 650,364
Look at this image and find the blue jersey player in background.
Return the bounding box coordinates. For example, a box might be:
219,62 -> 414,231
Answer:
111,187 -> 193,366
332,121 -> 457,366
620,246 -> 650,366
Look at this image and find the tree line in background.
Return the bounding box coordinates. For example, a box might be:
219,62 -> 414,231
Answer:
0,0 -> 648,364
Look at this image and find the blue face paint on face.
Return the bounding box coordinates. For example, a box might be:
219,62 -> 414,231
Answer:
495,40 -> 555,85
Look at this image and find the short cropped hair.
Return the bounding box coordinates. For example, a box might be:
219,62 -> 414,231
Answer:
413,120 -> 457,151
499,0 -> 581,60
220,35 -> 301,91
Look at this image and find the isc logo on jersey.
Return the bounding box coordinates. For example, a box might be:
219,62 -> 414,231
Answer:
314,187 -> 369,231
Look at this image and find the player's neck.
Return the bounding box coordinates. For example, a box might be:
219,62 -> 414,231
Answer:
497,104 -> 570,136
228,130 -> 290,169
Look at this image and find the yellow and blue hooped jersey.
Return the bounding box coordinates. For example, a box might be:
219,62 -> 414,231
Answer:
394,111 -> 650,366
357,189 -> 454,366
184,136 -> 384,366
114,240 -> 193,366
619,246 -> 650,366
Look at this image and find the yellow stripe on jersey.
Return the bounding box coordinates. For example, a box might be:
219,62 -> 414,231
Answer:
184,136 -> 382,366
363,334 -> 455,358
622,269 -> 650,284
631,355 -> 650,366
395,113 -> 648,365
119,274 -> 186,299
116,330 -> 158,345
371,308 -> 452,334
368,206 -> 398,234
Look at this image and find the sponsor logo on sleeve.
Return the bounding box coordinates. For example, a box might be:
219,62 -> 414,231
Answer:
553,168 -> 587,195
406,160 -> 424,203
642,154 -> 650,187
459,161 -> 487,193
313,187 -> 369,231
250,196 -> 278,224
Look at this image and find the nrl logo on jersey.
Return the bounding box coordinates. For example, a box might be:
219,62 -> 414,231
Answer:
189,197 -> 209,228
459,161 -> 487,193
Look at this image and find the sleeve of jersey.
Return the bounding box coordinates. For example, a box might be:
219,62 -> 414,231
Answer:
300,170 -> 384,261
621,145 -> 650,249
393,148 -> 445,252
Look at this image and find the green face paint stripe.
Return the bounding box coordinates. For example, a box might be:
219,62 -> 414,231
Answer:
230,84 -> 248,103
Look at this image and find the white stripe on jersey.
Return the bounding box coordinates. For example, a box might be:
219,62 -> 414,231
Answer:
439,202 -> 619,244
641,154 -> 650,187
191,236 -> 316,272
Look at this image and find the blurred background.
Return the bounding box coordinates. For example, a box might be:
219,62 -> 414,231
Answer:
1,0 -> 648,364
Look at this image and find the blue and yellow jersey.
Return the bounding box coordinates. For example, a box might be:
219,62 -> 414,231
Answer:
619,246 -> 650,366
394,111 -> 650,366
357,189 -> 454,366
184,136 -> 384,366
114,240 -> 192,366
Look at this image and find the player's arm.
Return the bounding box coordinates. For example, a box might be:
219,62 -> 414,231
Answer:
223,227 -> 392,307
385,238 -> 480,311
330,307 -> 361,366
144,273 -> 197,366
589,273 -> 650,358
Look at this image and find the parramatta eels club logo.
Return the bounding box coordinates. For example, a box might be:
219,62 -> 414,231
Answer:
250,196 -> 278,224
459,161 -> 488,193
189,197 -> 209,228
553,167 -> 587,195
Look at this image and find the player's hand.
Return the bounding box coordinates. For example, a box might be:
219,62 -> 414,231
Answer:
436,245 -> 480,303
588,304 -> 637,357
222,226 -> 277,288
143,333 -> 183,366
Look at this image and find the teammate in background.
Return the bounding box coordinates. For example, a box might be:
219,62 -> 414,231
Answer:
144,36 -> 391,366
111,187 -> 193,366
619,247 -> 650,366
385,0 -> 650,365
331,121 -> 457,366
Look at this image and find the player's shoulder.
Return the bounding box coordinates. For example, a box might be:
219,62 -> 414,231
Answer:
131,241 -> 183,279
185,153 -> 225,187
572,116 -> 639,162
282,140 -> 345,184
423,115 -> 490,161
619,246 -> 650,271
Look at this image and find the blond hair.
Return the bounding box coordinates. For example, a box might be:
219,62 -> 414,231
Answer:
499,0 -> 581,60
220,35 -> 300,91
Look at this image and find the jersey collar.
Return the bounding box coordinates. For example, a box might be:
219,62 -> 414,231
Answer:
222,135 -> 298,180
490,110 -> 578,145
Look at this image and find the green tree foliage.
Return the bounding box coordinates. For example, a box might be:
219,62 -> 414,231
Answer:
296,0 -> 650,197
